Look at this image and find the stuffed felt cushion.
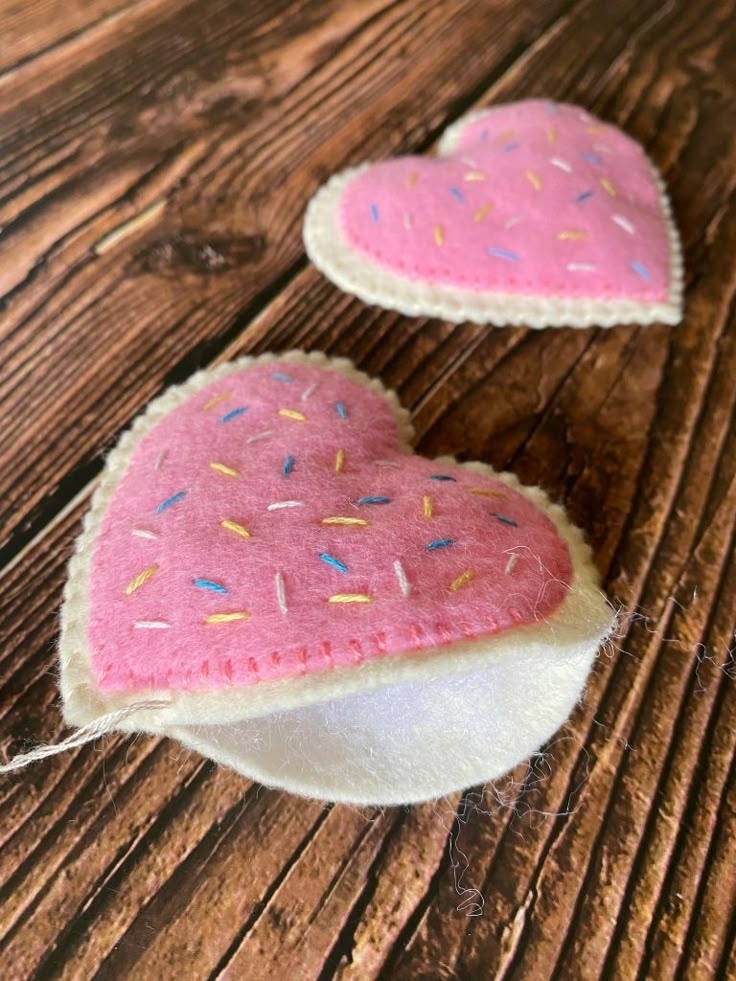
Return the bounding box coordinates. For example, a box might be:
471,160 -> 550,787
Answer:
60,352 -> 614,804
304,99 -> 683,328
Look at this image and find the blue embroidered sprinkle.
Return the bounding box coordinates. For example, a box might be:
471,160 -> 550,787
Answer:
193,578 -> 228,593
271,372 -> 294,383
356,496 -> 392,505
427,539 -> 457,551
320,553 -> 348,574
450,186 -> 465,202
575,190 -> 594,203
335,401 -> 348,420
502,142 -> 520,152
430,474 -> 457,482
488,247 -> 521,263
493,512 -> 518,527
631,261 -> 651,281
155,491 -> 186,513
283,454 -> 295,476
370,203 -> 380,223
220,406 -> 248,423
582,150 -> 602,165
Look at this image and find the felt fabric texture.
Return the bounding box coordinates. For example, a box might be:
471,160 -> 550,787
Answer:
59,351 -> 615,804
304,99 -> 683,328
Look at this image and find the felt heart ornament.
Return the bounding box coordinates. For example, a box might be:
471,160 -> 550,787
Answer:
57,352 -> 614,805
304,99 -> 683,328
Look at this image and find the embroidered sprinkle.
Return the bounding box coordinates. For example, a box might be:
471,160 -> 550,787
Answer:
600,177 -> 617,196
279,408 -> 306,421
321,517 -> 369,526
301,382 -> 317,401
194,578 -> 228,594
474,202 -> 494,221
505,553 -> 519,574
282,454 -> 295,476
557,230 -> 588,240
575,190 -> 594,203
612,214 -> 635,234
356,496 -> 392,505
550,157 -> 573,173
246,430 -> 273,443
210,462 -> 239,477
275,571 -> 287,614
449,569 -> 476,592
470,487 -> 503,498
582,150 -> 603,165
423,495 -> 433,518
568,262 -> 597,272
370,203 -> 379,222
335,401 -> 348,420
406,172 -> 418,188
502,142 -> 520,152
493,512 -> 518,527
155,491 -> 186,513
434,224 -> 445,246
203,392 -> 231,411
132,529 -> 159,540
328,594 -> 372,604
220,406 -> 248,424
427,539 -> 457,551
271,372 -> 294,382
267,500 -> 304,510
320,553 -> 348,574
450,186 -> 465,202
134,621 -> 171,629
488,247 -> 521,262
430,474 -> 457,482
464,170 -> 487,182
126,566 -> 158,595
526,169 -> 542,190
547,127 -> 557,144
204,612 -> 249,624
631,261 -> 651,281
335,448 -> 345,473
394,560 -> 410,597
220,520 -> 251,538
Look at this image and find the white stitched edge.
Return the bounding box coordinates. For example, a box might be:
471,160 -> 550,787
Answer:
302,111 -> 683,328
58,351 -> 614,732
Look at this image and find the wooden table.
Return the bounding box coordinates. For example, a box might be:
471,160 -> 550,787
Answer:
1,1 -> 734,977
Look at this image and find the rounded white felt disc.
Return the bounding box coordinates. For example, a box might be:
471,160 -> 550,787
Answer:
170,640 -> 598,806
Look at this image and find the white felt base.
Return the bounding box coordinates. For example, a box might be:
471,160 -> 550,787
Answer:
168,636 -> 597,805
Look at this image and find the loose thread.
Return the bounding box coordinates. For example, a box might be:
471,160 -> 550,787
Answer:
0,700 -> 171,775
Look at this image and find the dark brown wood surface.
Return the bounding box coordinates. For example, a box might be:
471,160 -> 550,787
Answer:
0,1 -> 734,977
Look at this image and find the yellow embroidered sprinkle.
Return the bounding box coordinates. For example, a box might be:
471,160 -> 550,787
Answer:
587,126 -> 604,135
557,230 -> 589,240
210,462 -> 239,477
547,127 -> 557,144
470,487 -> 504,498
406,171 -> 418,188
335,448 -> 345,473
321,517 -> 369,526
126,565 -> 158,595
434,224 -> 444,246
473,202 -> 494,222
220,520 -> 251,538
526,169 -> 542,190
204,612 -> 250,624
497,129 -> 514,143
423,495 -> 433,519
449,569 -> 476,592
328,594 -> 372,604
600,177 -> 617,197
279,408 -> 306,421
203,391 -> 231,411
464,170 -> 487,181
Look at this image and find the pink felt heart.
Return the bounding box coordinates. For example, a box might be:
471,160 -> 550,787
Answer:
304,99 -> 682,327
59,353 -> 605,729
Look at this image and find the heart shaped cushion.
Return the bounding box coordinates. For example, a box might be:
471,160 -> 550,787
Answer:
304,99 -> 683,328
60,352 -> 614,803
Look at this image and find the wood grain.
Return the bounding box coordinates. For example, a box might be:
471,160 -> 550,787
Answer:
0,0 -> 734,977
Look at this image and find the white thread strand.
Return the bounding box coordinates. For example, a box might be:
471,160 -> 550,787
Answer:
134,620 -> 171,629
612,213 -> 635,234
394,559 -> 411,597
154,450 -> 167,471
275,571 -> 287,614
0,700 -> 171,774
267,500 -> 305,511
246,430 -> 274,444
567,262 -> 597,272
301,383 -> 317,402
132,529 -> 159,540
549,157 -> 572,173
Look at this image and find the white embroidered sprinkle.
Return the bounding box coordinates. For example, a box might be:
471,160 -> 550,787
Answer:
301,383 -> 317,402
393,560 -> 411,597
134,621 -> 171,629
132,529 -> 159,540
403,211 -> 413,229
246,429 -> 274,444
275,571 -> 287,615
505,554 -> 519,575
267,500 -> 305,510
567,262 -> 597,272
376,460 -> 400,469
550,157 -> 572,173
612,213 -> 635,234
505,215 -> 524,229
154,450 -> 167,471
